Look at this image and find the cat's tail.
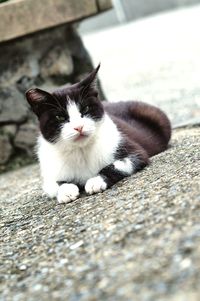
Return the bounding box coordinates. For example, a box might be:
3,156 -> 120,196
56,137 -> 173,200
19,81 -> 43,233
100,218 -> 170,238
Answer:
104,100 -> 171,156
130,101 -> 172,145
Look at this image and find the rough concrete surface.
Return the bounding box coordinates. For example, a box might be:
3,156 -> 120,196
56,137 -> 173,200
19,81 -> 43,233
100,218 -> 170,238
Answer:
0,126 -> 200,301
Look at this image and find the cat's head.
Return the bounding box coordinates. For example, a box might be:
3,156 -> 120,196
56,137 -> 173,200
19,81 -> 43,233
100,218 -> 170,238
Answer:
26,64 -> 104,147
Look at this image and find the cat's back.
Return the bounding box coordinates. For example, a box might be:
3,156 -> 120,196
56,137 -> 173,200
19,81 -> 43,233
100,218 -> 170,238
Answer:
103,101 -> 171,156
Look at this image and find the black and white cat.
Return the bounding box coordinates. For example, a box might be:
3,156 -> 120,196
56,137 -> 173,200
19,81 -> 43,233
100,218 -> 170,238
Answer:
26,65 -> 171,203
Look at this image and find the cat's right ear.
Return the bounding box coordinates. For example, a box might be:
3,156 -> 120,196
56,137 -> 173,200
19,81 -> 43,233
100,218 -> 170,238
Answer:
77,64 -> 100,92
26,88 -> 54,117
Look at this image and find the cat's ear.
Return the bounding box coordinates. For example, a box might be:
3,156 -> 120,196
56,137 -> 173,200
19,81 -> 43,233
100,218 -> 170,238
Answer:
26,88 -> 55,117
78,64 -> 100,94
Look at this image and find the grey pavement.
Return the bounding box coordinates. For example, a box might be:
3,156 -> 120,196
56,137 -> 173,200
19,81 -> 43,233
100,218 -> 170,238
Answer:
82,5 -> 200,127
0,127 -> 200,301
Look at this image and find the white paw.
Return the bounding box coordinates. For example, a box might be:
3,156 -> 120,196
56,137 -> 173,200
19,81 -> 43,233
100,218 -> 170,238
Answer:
85,176 -> 107,195
43,182 -> 59,198
57,184 -> 79,204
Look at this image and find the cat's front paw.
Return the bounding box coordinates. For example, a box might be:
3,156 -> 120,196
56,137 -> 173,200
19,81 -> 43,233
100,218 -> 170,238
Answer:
57,184 -> 80,204
85,176 -> 107,195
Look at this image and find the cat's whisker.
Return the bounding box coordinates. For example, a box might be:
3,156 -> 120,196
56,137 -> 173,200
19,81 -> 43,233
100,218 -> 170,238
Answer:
61,133 -> 79,140
45,103 -> 62,112
44,103 -> 58,110
79,78 -> 94,104
53,94 -> 65,111
80,87 -> 91,104
82,130 -> 94,135
44,102 -> 67,117
50,94 -> 68,116
79,81 -> 89,100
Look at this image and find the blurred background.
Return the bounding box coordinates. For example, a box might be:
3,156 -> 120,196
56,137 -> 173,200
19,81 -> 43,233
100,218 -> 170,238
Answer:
0,0 -> 200,173
79,0 -> 200,127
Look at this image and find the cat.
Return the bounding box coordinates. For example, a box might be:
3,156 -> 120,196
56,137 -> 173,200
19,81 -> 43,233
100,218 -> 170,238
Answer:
26,64 -> 171,203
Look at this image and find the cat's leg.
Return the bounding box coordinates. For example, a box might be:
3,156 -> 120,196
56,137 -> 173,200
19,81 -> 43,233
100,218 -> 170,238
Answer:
43,180 -> 59,198
43,179 -> 80,203
85,176 -> 107,195
57,183 -> 80,204
85,154 -> 148,195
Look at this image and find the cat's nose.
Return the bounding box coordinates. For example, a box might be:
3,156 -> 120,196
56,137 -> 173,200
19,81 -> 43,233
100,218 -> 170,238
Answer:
74,126 -> 83,133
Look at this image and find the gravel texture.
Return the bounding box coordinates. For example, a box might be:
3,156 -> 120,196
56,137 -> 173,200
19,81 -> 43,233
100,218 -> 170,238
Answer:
0,126 -> 200,301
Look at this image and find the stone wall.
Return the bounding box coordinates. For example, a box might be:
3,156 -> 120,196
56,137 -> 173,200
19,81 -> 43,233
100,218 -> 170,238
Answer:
0,0 -> 112,173
0,24 -> 95,172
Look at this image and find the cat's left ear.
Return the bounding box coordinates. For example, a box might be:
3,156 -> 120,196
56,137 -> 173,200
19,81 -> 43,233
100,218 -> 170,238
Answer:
25,88 -> 55,117
78,64 -> 100,95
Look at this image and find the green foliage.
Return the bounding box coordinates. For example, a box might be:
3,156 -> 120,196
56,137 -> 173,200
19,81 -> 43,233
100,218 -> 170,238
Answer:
0,0 -> 9,3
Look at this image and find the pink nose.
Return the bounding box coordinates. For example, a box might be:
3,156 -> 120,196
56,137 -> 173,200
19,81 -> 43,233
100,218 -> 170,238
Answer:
74,126 -> 83,133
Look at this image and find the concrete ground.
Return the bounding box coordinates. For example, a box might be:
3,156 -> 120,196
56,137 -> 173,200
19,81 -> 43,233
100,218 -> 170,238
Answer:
1,5 -> 200,301
0,127 -> 200,301
82,5 -> 200,127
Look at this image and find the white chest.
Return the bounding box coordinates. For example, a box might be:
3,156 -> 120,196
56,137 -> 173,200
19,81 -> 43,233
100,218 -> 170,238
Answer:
38,115 -> 122,185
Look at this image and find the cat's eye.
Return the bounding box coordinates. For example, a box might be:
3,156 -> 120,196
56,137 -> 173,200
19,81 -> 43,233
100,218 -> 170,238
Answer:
56,115 -> 65,122
82,105 -> 90,115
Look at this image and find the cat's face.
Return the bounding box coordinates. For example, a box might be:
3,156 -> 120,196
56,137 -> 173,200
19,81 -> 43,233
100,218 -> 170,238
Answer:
26,65 -> 104,147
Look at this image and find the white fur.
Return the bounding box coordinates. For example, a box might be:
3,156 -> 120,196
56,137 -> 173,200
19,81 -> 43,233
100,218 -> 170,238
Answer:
85,176 -> 107,195
57,183 -> 79,204
60,101 -> 96,145
43,181 -> 59,198
37,109 -> 122,200
114,158 -> 133,175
